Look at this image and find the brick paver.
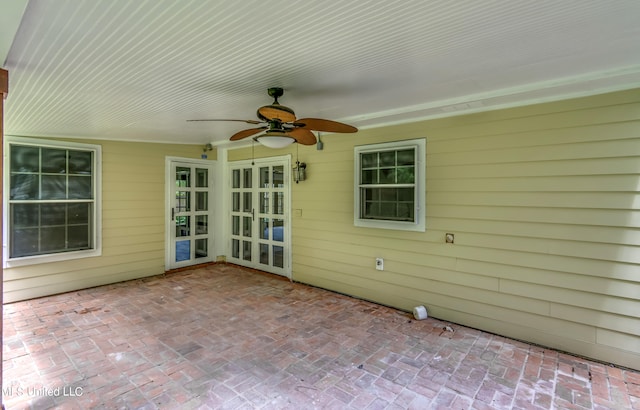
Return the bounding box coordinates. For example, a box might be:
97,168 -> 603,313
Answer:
3,264 -> 639,409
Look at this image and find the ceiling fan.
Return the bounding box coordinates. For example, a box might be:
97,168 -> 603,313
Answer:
187,87 -> 357,147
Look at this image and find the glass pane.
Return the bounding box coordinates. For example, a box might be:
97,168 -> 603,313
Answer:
243,216 -> 251,237
398,202 -> 414,220
259,192 -> 269,214
397,149 -> 415,166
365,188 -> 379,201
12,204 -> 39,227
273,192 -> 284,215
41,175 -> 67,199
398,188 -> 414,201
10,174 -> 38,200
380,151 -> 395,167
232,216 -> 240,235
41,203 -> 66,225
195,168 -> 208,188
381,188 -> 397,201
242,240 -> 251,261
11,228 -> 38,258
196,215 -> 208,234
232,169 -> 240,189
396,166 -> 415,184
273,219 -> 284,242
380,202 -> 397,218
176,167 -> 191,188
11,145 -> 39,172
232,192 -> 240,212
41,226 -> 66,252
195,238 -> 207,258
231,239 -> 240,258
68,203 -> 90,225
361,169 -> 377,185
243,168 -> 252,189
196,192 -> 208,211
260,218 -> 269,240
42,148 -> 67,174
243,192 -> 252,213
176,216 -> 190,237
176,191 -> 190,212
68,225 -> 90,249
361,152 -> 377,168
259,167 -> 269,187
175,240 -> 190,262
379,168 -> 395,184
68,175 -> 92,199
69,150 -> 92,174
273,166 -> 284,188
363,200 -> 379,219
273,246 -> 284,268
260,243 -> 269,265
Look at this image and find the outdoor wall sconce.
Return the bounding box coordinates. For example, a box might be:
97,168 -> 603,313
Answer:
201,143 -> 213,159
293,160 -> 306,183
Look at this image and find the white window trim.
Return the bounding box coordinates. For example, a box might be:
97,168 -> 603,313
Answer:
3,136 -> 102,268
354,138 -> 426,232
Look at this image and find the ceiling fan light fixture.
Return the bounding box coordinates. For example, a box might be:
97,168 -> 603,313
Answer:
256,133 -> 295,149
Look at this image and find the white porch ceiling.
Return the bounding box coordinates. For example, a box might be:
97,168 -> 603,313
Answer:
3,0 -> 640,146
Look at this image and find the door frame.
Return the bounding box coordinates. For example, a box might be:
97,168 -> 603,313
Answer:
225,155 -> 292,278
164,156 -> 217,270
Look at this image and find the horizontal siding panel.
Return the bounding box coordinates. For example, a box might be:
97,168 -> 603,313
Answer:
500,280 -> 640,317
596,328 -> 640,353
103,242 -> 164,257
428,157 -> 640,179
429,138 -> 640,167
458,259 -> 640,300
4,266 -> 163,303
429,174 -> 640,193
424,102 -> 640,141
551,304 -> 640,337
102,200 -> 166,211
4,258 -> 162,293
429,121 -> 640,154
455,232 -> 640,264
102,234 -> 163,249
430,191 -> 640,209
104,216 -> 163,229
103,225 -> 163,238
449,245 -> 639,282
429,205 -> 640,228
429,217 -> 640,246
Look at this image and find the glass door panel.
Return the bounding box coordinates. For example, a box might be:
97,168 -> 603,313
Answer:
168,160 -> 214,269
228,158 -> 289,277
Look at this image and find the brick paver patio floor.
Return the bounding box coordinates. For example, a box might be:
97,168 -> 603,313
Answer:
3,263 -> 639,409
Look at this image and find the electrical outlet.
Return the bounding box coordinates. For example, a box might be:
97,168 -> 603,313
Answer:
375,258 -> 384,271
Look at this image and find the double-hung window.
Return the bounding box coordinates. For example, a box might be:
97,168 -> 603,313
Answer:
4,137 -> 101,266
354,138 -> 426,231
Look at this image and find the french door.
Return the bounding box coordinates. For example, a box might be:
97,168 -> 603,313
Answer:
166,159 -> 215,270
228,157 -> 290,277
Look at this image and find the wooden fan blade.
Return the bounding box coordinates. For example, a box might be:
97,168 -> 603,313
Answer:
295,118 -> 357,133
187,119 -> 263,125
230,127 -> 266,141
257,105 -> 296,123
288,128 -> 317,145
